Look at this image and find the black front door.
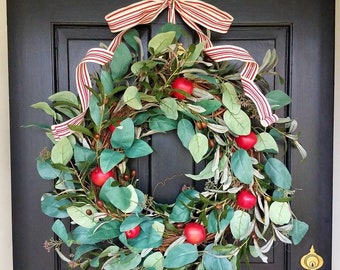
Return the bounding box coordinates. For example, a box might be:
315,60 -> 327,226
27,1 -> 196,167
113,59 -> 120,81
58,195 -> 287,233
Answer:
8,0 -> 334,269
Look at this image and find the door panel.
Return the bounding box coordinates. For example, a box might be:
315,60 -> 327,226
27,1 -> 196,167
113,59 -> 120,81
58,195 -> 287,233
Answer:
8,1 -> 334,269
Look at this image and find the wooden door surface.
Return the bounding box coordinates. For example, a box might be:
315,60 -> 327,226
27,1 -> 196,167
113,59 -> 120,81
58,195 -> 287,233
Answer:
8,0 -> 334,269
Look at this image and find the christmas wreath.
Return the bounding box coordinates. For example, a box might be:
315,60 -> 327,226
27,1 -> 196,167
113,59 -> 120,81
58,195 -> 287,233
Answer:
31,1 -> 309,269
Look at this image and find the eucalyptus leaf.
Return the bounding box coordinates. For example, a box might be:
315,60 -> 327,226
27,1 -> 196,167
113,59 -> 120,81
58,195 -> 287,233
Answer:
67,205 -> 98,228
100,70 -> 114,95
170,190 -> 200,222
123,86 -> 143,110
51,137 -> 73,165
203,244 -> 233,270
230,149 -> 253,184
52,219 -> 73,247
148,31 -> 176,55
254,132 -> 279,153
74,144 -> 96,169
48,91 -> 78,106
160,97 -> 178,120
230,210 -> 251,240
164,243 -> 198,268
269,201 -> 291,225
120,214 -> 151,232
149,115 -> 177,131
265,90 -> 291,110
185,159 -> 215,180
125,139 -> 153,158
110,43 -> 132,80
100,149 -> 125,173
123,29 -> 140,53
71,220 -> 121,245
37,158 -> 61,180
90,246 -> 120,268
207,206 -> 234,233
195,99 -> 222,115
184,42 -> 204,67
291,219 -> 309,245
110,118 -> 135,149
265,158 -> 292,189
188,133 -> 208,163
41,193 -> 70,218
143,252 -> 164,270
105,253 -> 142,270
74,245 -> 99,261
177,119 -> 195,149
104,185 -> 138,213
89,94 -> 102,127
223,110 -> 251,135
127,220 -> 164,249
31,102 -> 57,119
222,82 -> 241,114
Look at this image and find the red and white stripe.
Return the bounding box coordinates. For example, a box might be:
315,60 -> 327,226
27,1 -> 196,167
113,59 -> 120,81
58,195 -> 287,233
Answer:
205,45 -> 278,126
52,0 -> 276,140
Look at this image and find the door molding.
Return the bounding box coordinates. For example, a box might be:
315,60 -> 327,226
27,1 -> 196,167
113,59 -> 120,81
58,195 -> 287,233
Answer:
333,0 -> 340,267
0,0 -> 13,269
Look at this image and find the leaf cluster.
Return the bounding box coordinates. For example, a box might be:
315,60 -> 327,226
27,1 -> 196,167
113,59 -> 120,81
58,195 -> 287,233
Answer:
32,24 -> 308,270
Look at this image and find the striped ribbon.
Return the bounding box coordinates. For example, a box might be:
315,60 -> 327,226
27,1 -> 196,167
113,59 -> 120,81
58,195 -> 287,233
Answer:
51,0 -> 277,140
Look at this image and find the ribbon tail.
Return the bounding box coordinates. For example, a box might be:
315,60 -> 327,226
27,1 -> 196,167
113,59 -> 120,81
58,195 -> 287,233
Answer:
204,45 -> 278,127
52,48 -> 114,140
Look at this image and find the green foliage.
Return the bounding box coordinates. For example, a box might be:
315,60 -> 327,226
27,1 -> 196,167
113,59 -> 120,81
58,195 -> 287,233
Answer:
32,26 -> 308,269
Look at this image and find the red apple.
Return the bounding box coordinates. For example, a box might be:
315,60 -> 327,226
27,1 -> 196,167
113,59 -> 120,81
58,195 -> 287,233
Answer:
235,131 -> 258,150
184,222 -> 206,244
125,225 -> 141,239
171,77 -> 194,99
108,121 -> 121,133
236,190 -> 257,210
90,166 -> 115,187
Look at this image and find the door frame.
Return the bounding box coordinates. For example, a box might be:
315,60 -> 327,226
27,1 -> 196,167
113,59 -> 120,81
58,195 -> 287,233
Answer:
2,1 -> 338,269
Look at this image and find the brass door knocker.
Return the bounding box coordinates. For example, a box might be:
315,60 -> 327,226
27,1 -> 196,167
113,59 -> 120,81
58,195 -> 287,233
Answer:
300,245 -> 324,269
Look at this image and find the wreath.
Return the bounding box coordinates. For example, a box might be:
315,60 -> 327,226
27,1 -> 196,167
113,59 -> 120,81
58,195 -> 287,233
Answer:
31,2 -> 309,270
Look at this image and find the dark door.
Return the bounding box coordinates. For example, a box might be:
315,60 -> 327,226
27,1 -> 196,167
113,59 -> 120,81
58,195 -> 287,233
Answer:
8,0 -> 334,269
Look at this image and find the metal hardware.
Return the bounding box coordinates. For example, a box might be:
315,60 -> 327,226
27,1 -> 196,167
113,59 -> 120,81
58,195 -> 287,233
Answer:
300,245 -> 324,269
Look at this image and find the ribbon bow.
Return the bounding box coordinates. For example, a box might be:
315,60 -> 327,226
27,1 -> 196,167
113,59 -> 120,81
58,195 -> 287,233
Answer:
51,0 -> 277,140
